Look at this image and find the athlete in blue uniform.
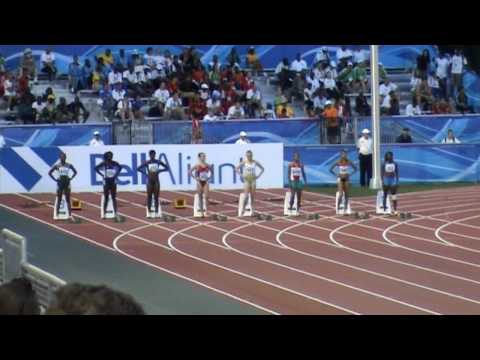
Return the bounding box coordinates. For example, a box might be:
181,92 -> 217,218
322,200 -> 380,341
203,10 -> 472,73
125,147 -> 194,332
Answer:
95,151 -> 122,218
381,151 -> 400,215
48,152 -> 78,217
137,150 -> 169,214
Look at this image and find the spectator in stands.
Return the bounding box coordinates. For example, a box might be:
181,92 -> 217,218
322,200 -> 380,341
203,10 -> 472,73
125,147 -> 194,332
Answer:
276,98 -> 295,118
203,107 -> 219,121
69,96 -> 90,123
456,87 -> 473,114
32,96 -> 46,122
451,49 -> 467,93
432,98 -> 453,114
304,82 -> 315,116
190,92 -> 207,120
227,101 -> 245,120
415,79 -> 433,111
112,83 -> 126,103
55,97 -> 73,123
17,87 -> 35,123
91,64 -> 103,91
262,103 -> 276,119
388,91 -> 400,116
355,92 -> 371,116
153,81 -> 169,114
396,128 -> 413,143
89,131 -> 104,146
337,61 -> 355,93
275,58 -> 292,91
323,100 -> 340,144
97,85 -> 116,121
0,53 -> 5,73
291,53 -> 308,74
235,131 -> 250,144
405,100 -> 422,116
45,283 -> 145,315
116,97 -> 134,121
226,48 -> 240,68
108,66 -> 123,89
165,92 -> 185,120
336,46 -> 353,71
17,70 -> 30,97
39,94 -> 56,123
0,278 -> 40,315
115,49 -> 129,71
98,48 -> 114,67
246,47 -> 263,76
416,49 -> 431,79
131,95 -> 145,120
19,48 -> 37,83
3,73 -> 15,111
353,48 -> 369,66
352,62 -> 368,93
435,53 -> 450,99
427,72 -> 441,99
199,83 -> 210,101
68,55 -> 83,93
246,81 -> 262,118
323,71 -> 339,99
379,78 -> 398,99
206,90 -> 222,116
378,63 -> 388,82
312,88 -> 328,116
41,48 -> 57,81
208,62 -> 222,88
442,129 -> 461,144
81,58 -> 94,90
314,47 -> 330,67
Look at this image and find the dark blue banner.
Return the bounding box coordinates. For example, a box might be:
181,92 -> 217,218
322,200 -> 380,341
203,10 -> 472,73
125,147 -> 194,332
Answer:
0,124 -> 112,147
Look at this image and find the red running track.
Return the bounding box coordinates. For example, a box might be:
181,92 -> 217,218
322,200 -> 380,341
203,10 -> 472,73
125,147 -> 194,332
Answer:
2,186 -> 480,314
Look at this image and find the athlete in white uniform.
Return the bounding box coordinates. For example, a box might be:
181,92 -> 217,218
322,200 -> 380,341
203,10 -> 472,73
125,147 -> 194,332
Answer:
236,150 -> 265,216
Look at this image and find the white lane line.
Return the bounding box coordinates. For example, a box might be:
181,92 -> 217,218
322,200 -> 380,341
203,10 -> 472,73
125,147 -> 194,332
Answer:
220,220 -> 438,315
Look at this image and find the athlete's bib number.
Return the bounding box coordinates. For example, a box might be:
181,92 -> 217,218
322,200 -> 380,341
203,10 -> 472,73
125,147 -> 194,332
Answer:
58,166 -> 70,176
148,163 -> 159,172
385,163 -> 396,173
339,165 -> 349,175
105,169 -> 116,178
199,171 -> 210,181
291,167 -> 302,180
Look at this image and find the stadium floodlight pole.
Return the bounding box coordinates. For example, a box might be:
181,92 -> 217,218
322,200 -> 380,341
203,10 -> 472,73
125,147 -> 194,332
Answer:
369,45 -> 382,190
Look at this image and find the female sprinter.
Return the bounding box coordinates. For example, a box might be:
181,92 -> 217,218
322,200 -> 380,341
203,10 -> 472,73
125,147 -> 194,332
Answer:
137,150 -> 169,215
189,152 -> 213,217
330,149 -> 357,214
381,151 -> 400,215
48,152 -> 77,218
236,150 -> 265,216
287,152 -> 307,212
95,151 -> 122,218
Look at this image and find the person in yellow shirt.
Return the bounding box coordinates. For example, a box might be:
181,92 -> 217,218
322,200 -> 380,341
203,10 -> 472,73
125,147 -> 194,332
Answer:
246,46 -> 263,76
323,100 -> 339,144
276,101 -> 295,118
98,49 -> 114,66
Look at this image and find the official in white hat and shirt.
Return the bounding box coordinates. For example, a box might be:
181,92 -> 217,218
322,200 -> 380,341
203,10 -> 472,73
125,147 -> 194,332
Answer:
235,131 -> 250,145
357,129 -> 373,187
89,131 -> 105,147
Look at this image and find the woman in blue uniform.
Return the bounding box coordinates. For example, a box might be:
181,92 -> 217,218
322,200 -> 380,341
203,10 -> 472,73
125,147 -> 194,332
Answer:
48,152 -> 78,217
381,151 -> 400,215
95,151 -> 122,218
137,150 -> 169,214
330,149 -> 357,213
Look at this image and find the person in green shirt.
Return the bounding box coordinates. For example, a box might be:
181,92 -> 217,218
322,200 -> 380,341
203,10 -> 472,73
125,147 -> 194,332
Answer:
352,63 -> 368,93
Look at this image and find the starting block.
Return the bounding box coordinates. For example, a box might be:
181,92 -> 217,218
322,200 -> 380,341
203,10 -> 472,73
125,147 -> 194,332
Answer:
376,191 -> 392,215
307,213 -> 320,220
354,212 -> 370,220
212,214 -> 228,222
398,212 -> 412,220
254,213 -> 273,221
162,214 -> 176,223
101,194 -> 116,219
238,193 -> 253,217
174,198 -> 187,209
336,192 -> 352,216
71,199 -> 82,210
146,194 -> 162,219
193,194 -> 207,218
284,191 -> 299,217
53,195 -> 70,220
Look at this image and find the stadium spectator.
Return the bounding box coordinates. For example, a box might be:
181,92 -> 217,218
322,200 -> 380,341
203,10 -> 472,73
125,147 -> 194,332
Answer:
336,45 -> 353,71
396,128 -> 413,143
165,92 -> 185,120
0,278 -> 40,315
3,73 -> 15,111
378,63 -> 388,82
45,283 -> 145,315
303,82 -> 315,116
441,129 -> 461,144
190,93 -> 207,120
246,47 -> 263,76
19,48 -> 37,82
0,53 -> 5,73
275,58 -> 292,91
203,108 -> 219,121
17,88 -> 36,123
291,53 -> 308,74
152,81 -> 169,114
68,55 -> 82,93
226,48 -> 241,68
97,86 -> 116,121
41,48 -> 57,81
355,92 -> 371,116
115,49 -> 129,71
337,61 -> 355,93
206,90 -> 222,116
314,47 -> 330,67
451,49 -> 467,93
454,86 -> 472,114
353,48 -> 368,66
227,101 -> 245,120
39,94 -> 56,123
131,95 -> 145,120
112,83 -> 126,102
235,131 -> 250,144
55,97 -> 73,123
388,91 -> 400,116
415,79 -> 433,111
357,129 -> 373,188
416,49 -> 431,79
17,70 -> 30,97
262,103 -> 276,119
379,78 -> 398,98
68,96 -> 90,123
435,53 -> 450,99
89,131 -> 104,146
0,132 -> 5,147
246,81 -> 262,117
312,88 -> 328,116
32,96 -> 46,121
432,98 -> 454,114
108,67 -> 123,89
82,58 -> 94,89
116,97 -> 135,121
323,100 -> 340,144
405,101 -> 422,116
98,48 -> 114,67
276,98 -> 295,118
323,71 -> 339,99
427,72 -> 442,99
91,64 -> 103,91
352,62 -> 368,93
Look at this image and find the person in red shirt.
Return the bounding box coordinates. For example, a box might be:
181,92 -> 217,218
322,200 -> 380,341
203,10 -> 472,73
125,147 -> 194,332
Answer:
17,70 -> 30,97
190,93 -> 206,144
167,77 -> 179,95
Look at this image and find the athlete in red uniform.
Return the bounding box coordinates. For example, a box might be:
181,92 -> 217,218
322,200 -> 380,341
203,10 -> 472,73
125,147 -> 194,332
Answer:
190,152 -> 212,217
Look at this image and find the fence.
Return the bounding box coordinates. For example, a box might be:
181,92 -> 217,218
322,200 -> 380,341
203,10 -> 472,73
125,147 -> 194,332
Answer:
0,228 -> 66,312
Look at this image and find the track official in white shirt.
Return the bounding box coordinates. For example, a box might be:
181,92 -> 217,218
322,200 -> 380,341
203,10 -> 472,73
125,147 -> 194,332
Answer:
89,131 -> 105,146
235,131 -> 250,145
357,129 -> 373,187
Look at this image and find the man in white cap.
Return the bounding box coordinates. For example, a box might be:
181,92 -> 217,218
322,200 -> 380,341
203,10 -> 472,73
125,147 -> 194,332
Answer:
357,129 -> 373,188
89,131 -> 105,146
235,131 -> 250,145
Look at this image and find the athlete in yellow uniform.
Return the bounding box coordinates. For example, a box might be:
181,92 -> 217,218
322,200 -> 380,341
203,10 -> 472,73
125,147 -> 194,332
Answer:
236,150 -> 265,216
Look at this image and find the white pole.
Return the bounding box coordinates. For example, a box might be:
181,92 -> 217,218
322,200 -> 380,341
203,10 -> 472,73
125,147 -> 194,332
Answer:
370,45 -> 382,190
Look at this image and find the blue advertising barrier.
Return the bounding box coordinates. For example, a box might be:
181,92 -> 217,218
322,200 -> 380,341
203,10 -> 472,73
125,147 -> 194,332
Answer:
153,118 -> 321,145
356,115 -> 480,144
0,124 -> 112,147
284,144 -> 480,186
